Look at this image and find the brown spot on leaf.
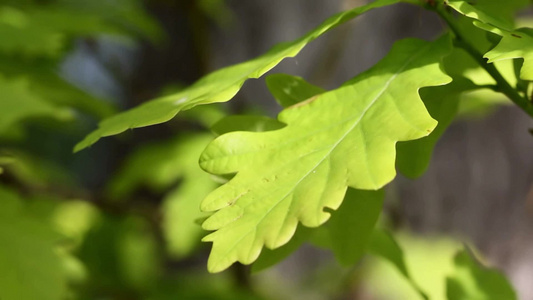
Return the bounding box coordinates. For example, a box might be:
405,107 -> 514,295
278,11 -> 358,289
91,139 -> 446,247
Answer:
288,95 -> 320,109
511,34 -> 522,38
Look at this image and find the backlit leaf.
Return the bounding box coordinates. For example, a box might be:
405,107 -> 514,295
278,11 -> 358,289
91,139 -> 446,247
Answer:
199,36 -> 452,272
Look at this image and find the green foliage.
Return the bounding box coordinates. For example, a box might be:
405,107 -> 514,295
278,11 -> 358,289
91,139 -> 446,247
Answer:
74,0 -> 399,152
2,0 -> 531,298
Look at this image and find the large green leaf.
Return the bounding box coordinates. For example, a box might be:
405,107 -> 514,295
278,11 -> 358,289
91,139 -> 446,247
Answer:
446,248 -> 517,300
74,0 -> 400,152
198,36 -> 452,272
0,187 -> 68,300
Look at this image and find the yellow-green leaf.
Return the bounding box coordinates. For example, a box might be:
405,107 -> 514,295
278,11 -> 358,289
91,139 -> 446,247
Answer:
199,36 -> 452,272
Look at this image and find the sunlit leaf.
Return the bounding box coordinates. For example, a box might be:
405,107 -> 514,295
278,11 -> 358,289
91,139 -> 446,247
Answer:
199,36 -> 452,272
75,0 -> 400,152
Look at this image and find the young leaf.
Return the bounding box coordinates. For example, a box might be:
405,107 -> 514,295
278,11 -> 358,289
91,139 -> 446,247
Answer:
482,27 -> 533,81
446,248 -> 517,300
447,1 -> 533,80
199,36 -> 453,272
266,74 -> 326,108
74,0 -> 400,152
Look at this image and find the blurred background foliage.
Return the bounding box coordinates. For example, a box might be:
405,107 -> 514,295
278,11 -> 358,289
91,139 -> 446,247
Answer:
0,0 -> 531,299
